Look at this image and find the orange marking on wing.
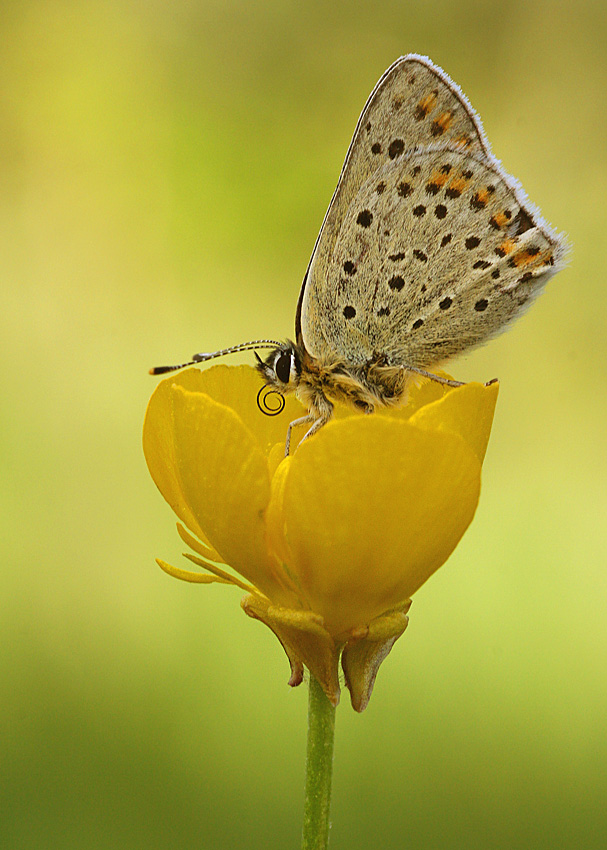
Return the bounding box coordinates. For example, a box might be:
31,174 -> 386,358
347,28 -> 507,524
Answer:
452,133 -> 473,148
497,239 -> 516,255
430,111 -> 454,137
448,175 -> 470,193
435,111 -> 453,130
430,169 -> 450,187
509,249 -> 539,268
491,211 -> 510,228
417,91 -> 438,116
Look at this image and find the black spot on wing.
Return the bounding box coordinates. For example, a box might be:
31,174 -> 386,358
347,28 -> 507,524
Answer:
511,207 -> 534,236
388,139 -> 405,159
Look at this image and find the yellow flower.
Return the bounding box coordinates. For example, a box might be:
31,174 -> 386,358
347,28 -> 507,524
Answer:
143,365 -> 498,710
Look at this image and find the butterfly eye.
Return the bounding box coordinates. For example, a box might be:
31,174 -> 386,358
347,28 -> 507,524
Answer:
275,351 -> 292,384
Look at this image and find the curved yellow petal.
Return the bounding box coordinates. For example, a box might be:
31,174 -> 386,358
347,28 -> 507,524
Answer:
264,458 -> 310,609
145,379 -> 298,606
143,377 -> 210,544
409,380 -> 499,463
167,365 -> 306,457
274,416 -> 481,637
265,457 -> 295,571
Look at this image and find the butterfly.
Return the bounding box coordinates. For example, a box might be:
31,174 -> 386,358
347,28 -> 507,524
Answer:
152,55 -> 568,455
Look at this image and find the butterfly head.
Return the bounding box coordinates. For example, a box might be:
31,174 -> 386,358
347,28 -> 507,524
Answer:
255,342 -> 301,395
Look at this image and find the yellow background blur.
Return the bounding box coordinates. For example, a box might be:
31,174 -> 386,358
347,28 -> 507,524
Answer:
2,2 -> 605,847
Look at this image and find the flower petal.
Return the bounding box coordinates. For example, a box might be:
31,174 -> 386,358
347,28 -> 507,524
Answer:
144,377 -> 299,606
271,416 -> 481,636
143,376 -> 210,544
168,365 -> 306,457
377,370 -> 455,421
409,380 -> 499,463
264,457 -> 310,606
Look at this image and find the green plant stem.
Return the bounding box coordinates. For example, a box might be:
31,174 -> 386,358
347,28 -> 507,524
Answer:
301,674 -> 337,850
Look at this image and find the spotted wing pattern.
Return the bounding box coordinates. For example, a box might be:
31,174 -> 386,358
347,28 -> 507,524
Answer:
308,146 -> 565,366
299,54 -> 567,367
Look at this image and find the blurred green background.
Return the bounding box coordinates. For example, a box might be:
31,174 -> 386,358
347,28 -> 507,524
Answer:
2,1 -> 605,847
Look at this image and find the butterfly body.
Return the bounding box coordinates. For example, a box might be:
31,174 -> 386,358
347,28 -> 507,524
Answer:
257,340 -> 441,454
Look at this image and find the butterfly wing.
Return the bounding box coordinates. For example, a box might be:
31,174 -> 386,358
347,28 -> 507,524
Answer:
308,145 -> 567,367
297,54 -> 489,355
297,54 -> 567,368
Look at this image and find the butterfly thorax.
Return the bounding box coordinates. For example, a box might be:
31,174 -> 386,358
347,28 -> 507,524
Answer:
302,347 -> 417,414
257,342 -> 413,422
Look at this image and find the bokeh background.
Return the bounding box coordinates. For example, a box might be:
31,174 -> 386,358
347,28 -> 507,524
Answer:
2,1 -> 605,848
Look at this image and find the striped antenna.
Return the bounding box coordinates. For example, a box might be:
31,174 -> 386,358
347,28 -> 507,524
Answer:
149,339 -> 282,376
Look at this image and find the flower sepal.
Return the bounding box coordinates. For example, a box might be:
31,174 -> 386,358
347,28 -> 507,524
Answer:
342,600 -> 411,712
242,593 -> 342,705
242,593 -> 412,710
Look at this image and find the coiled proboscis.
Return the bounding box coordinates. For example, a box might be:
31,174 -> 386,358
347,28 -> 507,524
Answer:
256,385 -> 286,416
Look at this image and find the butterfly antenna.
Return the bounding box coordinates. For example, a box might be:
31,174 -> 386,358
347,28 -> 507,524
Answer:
149,339 -> 282,375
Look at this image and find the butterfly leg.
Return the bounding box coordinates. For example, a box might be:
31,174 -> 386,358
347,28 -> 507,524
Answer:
285,414 -> 314,457
298,414 -> 332,448
402,366 -> 498,389
402,365 -> 466,388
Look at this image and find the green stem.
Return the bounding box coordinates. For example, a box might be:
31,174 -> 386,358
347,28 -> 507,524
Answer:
301,674 -> 337,850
